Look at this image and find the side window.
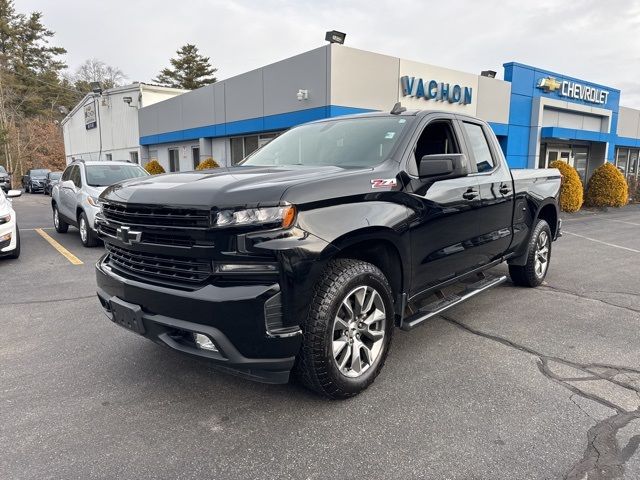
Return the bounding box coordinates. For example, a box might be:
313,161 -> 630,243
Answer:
61,167 -> 71,181
413,121 -> 460,168
462,122 -> 495,173
71,166 -> 82,188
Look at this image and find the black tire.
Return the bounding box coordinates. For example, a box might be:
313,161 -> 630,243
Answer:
53,205 -> 69,233
78,211 -> 98,247
509,219 -> 552,288
7,226 -> 20,259
26,184 -> 30,194
294,259 -> 395,399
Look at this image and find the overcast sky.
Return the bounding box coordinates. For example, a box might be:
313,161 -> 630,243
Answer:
21,0 -> 640,107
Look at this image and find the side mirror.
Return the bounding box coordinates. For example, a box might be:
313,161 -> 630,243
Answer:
7,189 -> 21,198
61,180 -> 75,190
419,153 -> 469,180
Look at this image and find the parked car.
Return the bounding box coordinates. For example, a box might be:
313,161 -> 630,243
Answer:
0,188 -> 22,259
0,165 -> 11,193
51,160 -> 149,247
22,168 -> 51,193
95,109 -> 562,398
44,171 -> 63,196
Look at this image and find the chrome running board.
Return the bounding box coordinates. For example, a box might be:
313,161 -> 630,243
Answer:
400,275 -> 507,331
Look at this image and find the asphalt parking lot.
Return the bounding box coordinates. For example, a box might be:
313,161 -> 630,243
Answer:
2,193 -> 639,480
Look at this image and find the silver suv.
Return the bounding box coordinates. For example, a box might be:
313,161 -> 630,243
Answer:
51,160 -> 149,247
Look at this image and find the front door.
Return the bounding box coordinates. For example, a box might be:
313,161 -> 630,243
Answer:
546,148 -> 572,168
402,117 -> 482,296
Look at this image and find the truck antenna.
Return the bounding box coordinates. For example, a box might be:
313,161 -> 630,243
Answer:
390,102 -> 406,115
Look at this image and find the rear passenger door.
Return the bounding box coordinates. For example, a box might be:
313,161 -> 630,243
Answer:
459,119 -> 514,266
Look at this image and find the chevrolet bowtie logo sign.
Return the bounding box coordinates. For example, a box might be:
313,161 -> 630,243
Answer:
537,76 -> 562,93
116,226 -> 142,245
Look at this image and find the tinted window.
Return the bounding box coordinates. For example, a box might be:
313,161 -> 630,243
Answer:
242,117 -> 409,168
462,122 -> 494,172
61,167 -> 72,181
31,169 -> 50,177
49,172 -> 62,180
85,164 -> 148,187
414,121 -> 460,167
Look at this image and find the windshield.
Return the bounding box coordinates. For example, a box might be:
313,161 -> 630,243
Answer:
31,169 -> 50,177
85,164 -> 148,187
0,166 -> 6,173
241,117 -> 409,168
49,172 -> 62,180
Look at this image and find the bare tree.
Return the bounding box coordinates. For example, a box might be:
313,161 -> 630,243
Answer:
72,58 -> 127,93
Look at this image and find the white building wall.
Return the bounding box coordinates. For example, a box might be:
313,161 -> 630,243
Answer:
62,84 -> 186,164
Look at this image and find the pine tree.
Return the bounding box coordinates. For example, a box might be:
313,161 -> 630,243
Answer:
153,44 -> 217,90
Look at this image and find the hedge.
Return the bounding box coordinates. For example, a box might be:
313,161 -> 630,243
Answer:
585,162 -> 628,207
549,160 -> 583,212
144,160 -> 165,175
195,157 -> 220,170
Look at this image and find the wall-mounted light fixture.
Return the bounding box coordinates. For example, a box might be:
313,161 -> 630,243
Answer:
480,70 -> 497,78
90,81 -> 103,94
325,30 -> 346,45
297,89 -> 309,101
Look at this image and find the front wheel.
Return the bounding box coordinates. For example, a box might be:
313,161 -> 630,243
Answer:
7,226 -> 20,259
79,211 -> 98,247
509,219 -> 552,287
294,259 -> 395,399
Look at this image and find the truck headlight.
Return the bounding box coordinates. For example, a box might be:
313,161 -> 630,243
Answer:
214,205 -> 296,229
87,196 -> 100,207
0,213 -> 10,225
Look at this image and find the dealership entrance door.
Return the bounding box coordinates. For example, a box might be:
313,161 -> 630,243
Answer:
544,145 -> 590,183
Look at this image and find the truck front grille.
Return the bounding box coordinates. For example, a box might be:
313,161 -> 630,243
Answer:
105,244 -> 212,284
102,202 -> 210,229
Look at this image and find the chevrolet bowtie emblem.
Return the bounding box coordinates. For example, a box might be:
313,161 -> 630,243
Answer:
116,226 -> 142,244
537,76 -> 562,93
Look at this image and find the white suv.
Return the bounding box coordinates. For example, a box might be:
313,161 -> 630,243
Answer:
51,160 -> 148,247
0,188 -> 22,259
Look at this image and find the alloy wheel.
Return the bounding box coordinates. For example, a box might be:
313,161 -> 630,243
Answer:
54,209 -> 59,229
534,230 -> 549,278
80,217 -> 87,243
332,285 -> 386,378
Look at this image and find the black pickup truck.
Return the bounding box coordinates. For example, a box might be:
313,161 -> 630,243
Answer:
95,108 -> 561,399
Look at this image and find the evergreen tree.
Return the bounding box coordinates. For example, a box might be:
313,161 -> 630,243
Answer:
153,44 -> 217,90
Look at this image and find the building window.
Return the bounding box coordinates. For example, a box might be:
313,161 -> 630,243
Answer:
231,133 -> 281,165
169,148 -> 180,172
616,147 -> 639,179
192,147 -> 200,169
105,153 -> 112,161
129,151 -> 139,164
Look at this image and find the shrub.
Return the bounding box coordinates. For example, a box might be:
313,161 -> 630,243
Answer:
144,160 -> 165,175
195,157 -> 220,170
549,160 -> 583,212
585,162 -> 628,207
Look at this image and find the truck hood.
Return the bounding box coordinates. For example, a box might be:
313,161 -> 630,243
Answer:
99,165 -> 372,208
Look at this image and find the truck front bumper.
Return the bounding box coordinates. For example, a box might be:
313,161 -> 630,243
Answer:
95,255 -> 302,384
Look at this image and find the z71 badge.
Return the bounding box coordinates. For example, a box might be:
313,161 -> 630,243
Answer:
371,178 -> 397,189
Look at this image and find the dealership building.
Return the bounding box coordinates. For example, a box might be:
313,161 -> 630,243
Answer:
135,44 -> 640,181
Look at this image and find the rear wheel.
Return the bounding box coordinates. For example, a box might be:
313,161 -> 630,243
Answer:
79,211 -> 98,247
53,205 -> 69,233
294,259 -> 395,399
509,219 -> 552,287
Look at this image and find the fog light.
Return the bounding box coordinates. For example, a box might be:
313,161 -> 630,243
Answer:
0,232 -> 11,242
193,333 -> 218,352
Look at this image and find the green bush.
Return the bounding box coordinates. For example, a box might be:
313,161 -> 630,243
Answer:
195,157 -> 220,170
144,160 -> 165,175
549,160 -> 583,212
585,162 -> 628,207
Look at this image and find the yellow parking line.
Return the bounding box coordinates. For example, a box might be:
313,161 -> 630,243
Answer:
35,228 -> 84,265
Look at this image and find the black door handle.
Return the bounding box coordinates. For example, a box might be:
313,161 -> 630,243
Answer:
499,185 -> 511,195
462,188 -> 478,200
